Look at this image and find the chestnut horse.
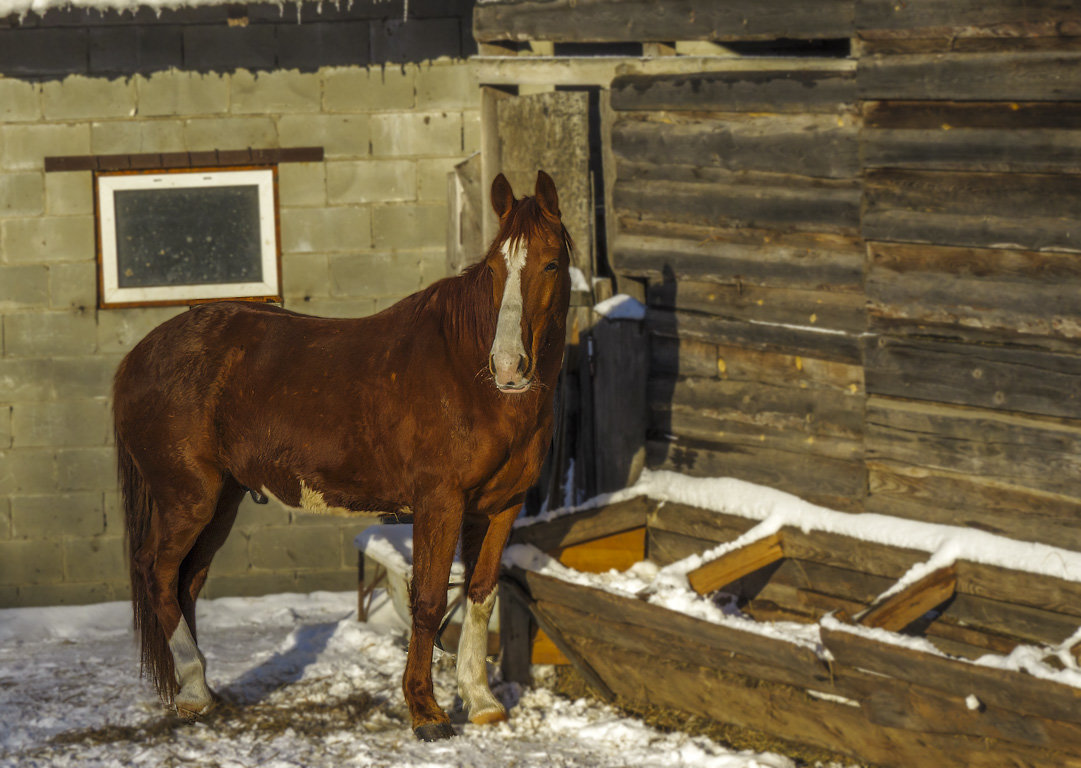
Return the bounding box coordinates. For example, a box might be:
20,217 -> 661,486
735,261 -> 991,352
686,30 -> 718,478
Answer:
114,171 -> 571,740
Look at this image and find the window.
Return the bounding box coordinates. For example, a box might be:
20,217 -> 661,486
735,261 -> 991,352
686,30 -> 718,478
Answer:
95,167 -> 281,308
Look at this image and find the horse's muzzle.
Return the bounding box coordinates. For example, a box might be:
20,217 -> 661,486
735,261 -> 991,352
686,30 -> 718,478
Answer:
489,353 -> 532,393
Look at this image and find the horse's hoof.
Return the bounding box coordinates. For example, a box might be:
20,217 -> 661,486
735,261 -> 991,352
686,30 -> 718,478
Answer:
413,722 -> 455,741
469,706 -> 508,726
175,692 -> 216,721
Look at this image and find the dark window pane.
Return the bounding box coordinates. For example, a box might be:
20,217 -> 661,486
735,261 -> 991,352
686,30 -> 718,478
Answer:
113,185 -> 263,288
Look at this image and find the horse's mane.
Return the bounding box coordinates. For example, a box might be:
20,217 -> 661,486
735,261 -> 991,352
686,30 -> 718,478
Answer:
409,195 -> 574,358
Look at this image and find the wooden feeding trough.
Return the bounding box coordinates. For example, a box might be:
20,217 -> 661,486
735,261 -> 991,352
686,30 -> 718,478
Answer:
499,494 -> 1081,768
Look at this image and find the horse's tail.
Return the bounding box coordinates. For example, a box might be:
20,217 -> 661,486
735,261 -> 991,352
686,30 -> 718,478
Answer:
117,425 -> 178,703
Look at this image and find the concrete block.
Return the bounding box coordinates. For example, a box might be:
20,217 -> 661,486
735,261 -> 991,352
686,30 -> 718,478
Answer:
0,498 -> 10,540
0,173 -> 44,218
250,524 -> 341,570
49,261 -> 97,311
232,70 -> 322,114
294,569 -> 354,593
52,355 -> 121,400
89,25 -> 183,77
280,253 -> 331,300
135,70 -> 230,117
463,109 -> 481,154
0,448 -> 57,495
0,356 -> 53,402
91,119 -> 186,156
323,65 -> 415,113
183,117 -> 277,154
286,296 -> 378,319
64,536 -> 126,583
278,114 -> 370,160
416,157 -> 460,202
234,495 -> 292,532
42,76 -> 137,121
418,248 -> 452,286
11,492 -> 105,540
0,28 -> 88,82
6,581 -> 121,608
12,399 -> 109,448
0,539 -> 64,585
281,206 -> 371,254
0,265 -> 50,311
45,171 -> 93,217
328,251 -> 422,299
370,111 -> 462,157
371,18 -> 462,64
278,162 -> 326,208
57,447 -> 116,492
372,204 -> 447,250
96,306 -> 184,355
326,159 -> 415,205
103,490 -> 121,535
209,529 -> 250,576
0,80 -> 40,123
0,123 -> 91,172
0,405 -> 10,449
1,216 -> 95,265
278,21 -> 372,71
202,571 -> 296,599
415,63 -> 479,110
340,523 -> 374,568
183,26 -> 276,73
4,309 -> 97,357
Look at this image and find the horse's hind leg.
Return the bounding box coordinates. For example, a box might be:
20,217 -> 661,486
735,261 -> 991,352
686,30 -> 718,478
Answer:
136,466 -> 227,719
456,506 -> 518,725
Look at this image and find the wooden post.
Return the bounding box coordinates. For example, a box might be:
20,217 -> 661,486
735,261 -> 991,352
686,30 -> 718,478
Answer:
687,532 -> 786,596
591,315 -> 649,493
499,579 -> 536,686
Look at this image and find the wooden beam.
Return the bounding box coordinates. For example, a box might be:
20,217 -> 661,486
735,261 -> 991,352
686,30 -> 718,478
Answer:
554,527 -> 647,573
856,565 -> 957,632
687,531 -> 785,596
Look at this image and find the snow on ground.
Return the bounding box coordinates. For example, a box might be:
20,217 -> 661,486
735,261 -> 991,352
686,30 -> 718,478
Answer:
0,589 -> 796,768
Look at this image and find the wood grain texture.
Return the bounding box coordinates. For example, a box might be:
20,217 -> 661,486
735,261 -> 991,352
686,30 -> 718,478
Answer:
687,532 -> 786,595
863,169 -> 1081,251
856,0 -> 1081,39
474,0 -> 854,44
857,565 -> 957,631
858,51 -> 1081,101
611,67 -> 856,113
613,112 -> 859,179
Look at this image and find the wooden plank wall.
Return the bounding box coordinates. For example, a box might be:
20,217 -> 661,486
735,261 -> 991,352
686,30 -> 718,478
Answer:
608,65 -> 867,513
857,0 -> 1081,550
474,0 -> 1081,552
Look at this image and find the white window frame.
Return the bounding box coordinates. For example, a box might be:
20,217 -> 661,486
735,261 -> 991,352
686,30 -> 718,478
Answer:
95,167 -> 281,308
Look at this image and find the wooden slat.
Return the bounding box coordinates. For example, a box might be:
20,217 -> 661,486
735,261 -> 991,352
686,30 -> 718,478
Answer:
509,496 -> 654,552
646,439 -> 867,512
856,0 -> 1081,39
612,226 -> 865,291
611,66 -> 856,113
857,566 -> 957,631
858,51 -> 1081,101
647,308 -> 864,365
866,396 -> 1081,499
614,171 -> 861,235
865,100 -> 1081,131
554,527 -> 647,573
647,500 -> 757,544
687,532 -> 786,595
867,461 -> 1081,554
863,168 -> 1081,252
822,623 -> 1081,726
474,0 -> 855,45
957,561 -> 1081,622
613,112 -> 859,179
866,240 -> 1081,346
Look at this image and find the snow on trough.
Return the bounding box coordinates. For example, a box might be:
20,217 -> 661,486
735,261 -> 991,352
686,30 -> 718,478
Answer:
0,588 -> 796,768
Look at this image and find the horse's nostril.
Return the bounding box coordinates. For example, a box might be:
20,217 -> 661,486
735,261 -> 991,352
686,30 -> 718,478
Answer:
517,355 -> 528,374
488,355 -> 496,377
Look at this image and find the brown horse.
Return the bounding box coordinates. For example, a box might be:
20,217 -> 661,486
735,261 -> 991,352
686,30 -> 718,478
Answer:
114,171 -> 572,741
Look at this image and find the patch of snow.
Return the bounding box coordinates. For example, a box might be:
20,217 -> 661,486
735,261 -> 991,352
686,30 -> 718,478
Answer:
593,293 -> 646,321
965,694 -> 982,711
0,590 -> 795,768
569,266 -> 590,292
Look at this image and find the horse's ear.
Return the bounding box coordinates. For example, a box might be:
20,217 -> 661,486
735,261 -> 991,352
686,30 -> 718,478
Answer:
535,170 -> 561,221
491,173 -> 515,220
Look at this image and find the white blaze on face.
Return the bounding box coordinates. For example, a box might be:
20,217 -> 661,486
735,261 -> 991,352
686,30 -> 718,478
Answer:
490,237 -> 529,387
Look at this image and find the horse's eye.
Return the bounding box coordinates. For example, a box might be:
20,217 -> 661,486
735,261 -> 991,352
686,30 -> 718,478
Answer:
544,261 -> 558,272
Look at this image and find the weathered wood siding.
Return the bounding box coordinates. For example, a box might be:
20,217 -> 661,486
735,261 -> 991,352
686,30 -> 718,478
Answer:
858,1 -> 1081,550
609,63 -> 867,512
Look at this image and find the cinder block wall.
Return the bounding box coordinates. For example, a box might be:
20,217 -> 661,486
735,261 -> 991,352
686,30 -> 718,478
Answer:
0,60 -> 481,606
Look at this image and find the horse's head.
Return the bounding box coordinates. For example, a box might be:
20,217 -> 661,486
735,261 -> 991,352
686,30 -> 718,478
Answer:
485,170 -> 571,394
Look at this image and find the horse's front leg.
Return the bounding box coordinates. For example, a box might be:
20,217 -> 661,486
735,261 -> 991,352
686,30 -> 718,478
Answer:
457,504 -> 518,725
404,496 -> 464,741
